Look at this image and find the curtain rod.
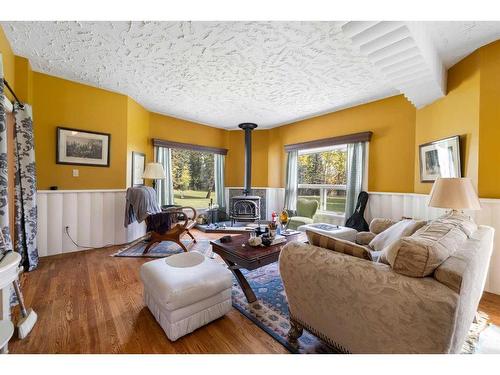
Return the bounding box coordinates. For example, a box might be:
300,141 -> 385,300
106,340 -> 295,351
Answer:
152,138 -> 228,155
284,131 -> 372,152
2,78 -> 24,109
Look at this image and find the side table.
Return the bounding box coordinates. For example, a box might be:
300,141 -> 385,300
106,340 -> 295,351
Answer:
297,222 -> 357,242
0,319 -> 14,354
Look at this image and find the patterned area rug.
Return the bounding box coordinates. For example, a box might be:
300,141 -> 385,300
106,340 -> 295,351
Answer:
232,262 -> 492,354
113,238 -> 212,258
462,311 -> 491,353
474,324 -> 500,353
232,263 -> 336,353
113,238 -> 493,353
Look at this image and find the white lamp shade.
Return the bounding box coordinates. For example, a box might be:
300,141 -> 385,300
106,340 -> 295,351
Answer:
142,163 -> 166,179
428,177 -> 481,210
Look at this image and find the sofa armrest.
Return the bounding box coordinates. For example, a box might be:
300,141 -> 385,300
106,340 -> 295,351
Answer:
278,241 -> 460,353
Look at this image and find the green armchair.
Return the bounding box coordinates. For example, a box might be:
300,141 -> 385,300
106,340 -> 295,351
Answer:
288,198 -> 319,230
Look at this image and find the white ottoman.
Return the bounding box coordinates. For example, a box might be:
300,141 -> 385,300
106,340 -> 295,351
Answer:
297,223 -> 357,242
140,252 -> 232,341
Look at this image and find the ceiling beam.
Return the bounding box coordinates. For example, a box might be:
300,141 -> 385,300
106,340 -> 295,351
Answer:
341,21 -> 447,108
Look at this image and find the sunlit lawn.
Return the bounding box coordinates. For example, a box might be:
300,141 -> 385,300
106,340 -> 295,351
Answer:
173,190 -> 344,212
174,189 -> 215,209
298,195 -> 346,213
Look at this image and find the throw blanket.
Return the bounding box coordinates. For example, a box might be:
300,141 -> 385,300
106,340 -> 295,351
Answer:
124,186 -> 161,227
145,212 -> 178,234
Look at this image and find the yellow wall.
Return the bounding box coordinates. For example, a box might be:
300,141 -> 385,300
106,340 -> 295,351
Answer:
267,128 -> 283,188
273,95 -> 417,192
478,40 -> 500,198
28,71 -> 227,190
413,40 -> 500,198
4,22 -> 500,197
126,98 -> 152,187
0,26 -> 15,99
33,72 -> 129,189
414,52 -> 481,194
225,129 -> 270,188
149,112 -> 231,185
14,56 -> 33,104
149,112 -> 227,149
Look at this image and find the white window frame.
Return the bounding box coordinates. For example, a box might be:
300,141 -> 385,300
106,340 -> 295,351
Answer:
170,147 -> 217,209
297,144 -> 348,214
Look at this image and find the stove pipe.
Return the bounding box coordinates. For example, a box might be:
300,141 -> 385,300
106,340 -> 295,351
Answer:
238,123 -> 258,196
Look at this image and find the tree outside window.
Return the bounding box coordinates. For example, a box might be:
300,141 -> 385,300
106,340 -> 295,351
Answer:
297,145 -> 347,213
171,149 -> 215,208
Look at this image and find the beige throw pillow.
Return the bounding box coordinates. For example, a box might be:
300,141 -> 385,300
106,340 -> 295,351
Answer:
369,218 -> 396,235
385,221 -> 467,277
355,231 -> 376,245
306,230 -> 373,261
369,219 -> 426,252
435,212 -> 478,237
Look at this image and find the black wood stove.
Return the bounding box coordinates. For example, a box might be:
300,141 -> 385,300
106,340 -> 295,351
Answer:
230,123 -> 261,226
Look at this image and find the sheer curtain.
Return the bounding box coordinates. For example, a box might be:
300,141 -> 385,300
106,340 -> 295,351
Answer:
344,142 -> 366,222
214,154 -> 225,210
284,150 -> 298,212
155,146 -> 174,206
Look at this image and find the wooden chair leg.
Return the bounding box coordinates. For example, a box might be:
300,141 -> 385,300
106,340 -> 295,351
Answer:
186,230 -> 197,243
288,318 -> 304,342
143,240 -> 159,254
175,240 -> 189,253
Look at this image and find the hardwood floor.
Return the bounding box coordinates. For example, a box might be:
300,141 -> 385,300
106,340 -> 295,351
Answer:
479,292 -> 500,326
8,229 -> 500,354
9,230 -> 287,354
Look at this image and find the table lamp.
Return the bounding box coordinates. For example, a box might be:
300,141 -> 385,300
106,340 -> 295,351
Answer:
428,177 -> 481,213
142,162 -> 166,189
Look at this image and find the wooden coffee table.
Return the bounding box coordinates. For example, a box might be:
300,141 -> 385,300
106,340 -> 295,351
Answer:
210,232 -> 307,303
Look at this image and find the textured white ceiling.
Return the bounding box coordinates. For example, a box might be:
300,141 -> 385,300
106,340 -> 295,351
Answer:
341,21 -> 447,109
2,21 -> 499,129
1,21 -> 397,129
426,21 -> 500,67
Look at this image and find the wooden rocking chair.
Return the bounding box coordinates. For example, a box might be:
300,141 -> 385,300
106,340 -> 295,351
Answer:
143,206 -> 198,254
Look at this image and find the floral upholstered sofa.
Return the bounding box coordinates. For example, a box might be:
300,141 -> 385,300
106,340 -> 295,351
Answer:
279,213 -> 494,353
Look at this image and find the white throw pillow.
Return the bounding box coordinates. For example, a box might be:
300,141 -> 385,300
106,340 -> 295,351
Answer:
369,219 -> 426,252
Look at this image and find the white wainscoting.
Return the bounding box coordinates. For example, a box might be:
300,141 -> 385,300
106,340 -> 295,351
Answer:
36,188 -> 500,294
37,190 -> 146,257
366,192 -> 500,295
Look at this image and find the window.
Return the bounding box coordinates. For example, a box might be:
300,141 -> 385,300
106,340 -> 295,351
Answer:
297,145 -> 347,214
171,149 -> 215,208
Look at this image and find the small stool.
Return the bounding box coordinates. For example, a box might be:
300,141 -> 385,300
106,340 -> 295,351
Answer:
0,320 -> 14,354
140,252 -> 232,341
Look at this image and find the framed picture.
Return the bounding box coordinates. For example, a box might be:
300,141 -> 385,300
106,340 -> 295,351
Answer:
131,151 -> 146,186
57,127 -> 110,167
419,135 -> 461,182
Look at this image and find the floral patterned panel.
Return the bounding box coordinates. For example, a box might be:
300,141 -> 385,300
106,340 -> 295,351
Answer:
13,103 -> 38,270
0,58 -> 14,257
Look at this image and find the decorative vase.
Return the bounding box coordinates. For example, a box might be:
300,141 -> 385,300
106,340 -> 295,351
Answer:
279,209 -> 289,232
